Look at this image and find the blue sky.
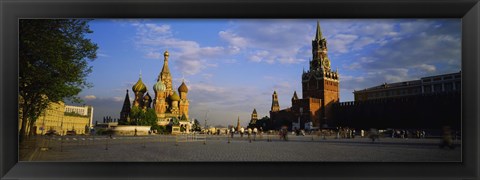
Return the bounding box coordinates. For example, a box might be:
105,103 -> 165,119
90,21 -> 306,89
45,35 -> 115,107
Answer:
75,19 -> 461,127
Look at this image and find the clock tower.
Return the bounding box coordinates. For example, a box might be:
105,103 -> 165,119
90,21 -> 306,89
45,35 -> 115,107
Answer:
301,20 -> 339,127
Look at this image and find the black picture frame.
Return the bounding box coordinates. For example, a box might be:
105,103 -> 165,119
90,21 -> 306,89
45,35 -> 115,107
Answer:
1,0 -> 479,179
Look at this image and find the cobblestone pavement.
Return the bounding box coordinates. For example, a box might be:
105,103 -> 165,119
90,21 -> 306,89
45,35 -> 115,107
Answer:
22,134 -> 461,162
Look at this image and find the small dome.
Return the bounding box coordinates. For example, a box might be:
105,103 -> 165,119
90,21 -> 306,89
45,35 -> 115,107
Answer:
132,77 -> 147,93
164,50 -> 169,57
153,80 -> 166,92
170,91 -> 180,101
178,81 -> 188,93
143,92 -> 151,100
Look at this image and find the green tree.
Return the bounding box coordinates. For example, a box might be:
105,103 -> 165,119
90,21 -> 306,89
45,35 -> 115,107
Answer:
192,119 -> 201,131
257,116 -> 270,130
19,19 -> 98,141
171,117 -> 180,126
143,108 -> 158,126
129,106 -> 144,125
129,107 -> 157,126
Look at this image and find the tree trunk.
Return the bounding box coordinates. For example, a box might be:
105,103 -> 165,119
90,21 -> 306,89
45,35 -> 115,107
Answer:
19,101 -> 29,143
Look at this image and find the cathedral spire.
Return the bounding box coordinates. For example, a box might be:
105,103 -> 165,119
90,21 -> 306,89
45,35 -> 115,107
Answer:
119,89 -> 131,124
291,91 -> 298,101
236,116 -> 241,131
122,89 -> 131,110
315,20 -> 323,40
159,50 -> 173,95
271,90 -> 280,112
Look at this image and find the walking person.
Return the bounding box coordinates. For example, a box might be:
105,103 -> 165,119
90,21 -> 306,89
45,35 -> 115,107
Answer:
439,126 -> 455,149
253,127 -> 258,140
240,127 -> 244,138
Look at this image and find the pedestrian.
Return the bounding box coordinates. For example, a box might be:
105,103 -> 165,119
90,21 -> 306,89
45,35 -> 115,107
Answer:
439,126 -> 454,149
361,129 -> 364,138
240,127 -> 244,138
231,127 -> 235,138
253,127 -> 258,140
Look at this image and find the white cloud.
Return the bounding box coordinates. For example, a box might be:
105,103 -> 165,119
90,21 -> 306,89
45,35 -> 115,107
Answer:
329,34 -> 358,53
145,52 -> 161,59
218,31 -> 248,48
248,50 -> 269,63
414,64 -> 436,72
132,22 -> 227,76
84,95 -> 97,100
189,83 -> 225,93
145,23 -> 170,34
113,97 -> 124,102
219,20 -> 312,64
97,53 -> 110,57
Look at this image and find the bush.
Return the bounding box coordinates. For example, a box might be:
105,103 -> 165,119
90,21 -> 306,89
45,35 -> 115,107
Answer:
151,125 -> 169,134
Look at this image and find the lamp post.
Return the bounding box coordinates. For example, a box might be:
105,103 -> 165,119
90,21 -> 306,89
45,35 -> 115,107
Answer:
204,119 -> 207,145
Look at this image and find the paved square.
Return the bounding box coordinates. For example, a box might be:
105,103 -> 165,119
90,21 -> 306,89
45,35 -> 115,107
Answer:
21,134 -> 461,162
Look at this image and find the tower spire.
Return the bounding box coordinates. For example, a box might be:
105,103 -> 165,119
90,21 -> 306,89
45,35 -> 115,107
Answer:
160,50 -> 173,95
315,20 -> 323,40
271,90 -> 280,112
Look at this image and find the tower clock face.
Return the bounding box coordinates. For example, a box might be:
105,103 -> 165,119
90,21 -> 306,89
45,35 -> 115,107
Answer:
323,59 -> 330,69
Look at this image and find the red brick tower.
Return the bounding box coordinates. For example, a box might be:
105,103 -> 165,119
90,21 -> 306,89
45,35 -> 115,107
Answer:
301,21 -> 340,127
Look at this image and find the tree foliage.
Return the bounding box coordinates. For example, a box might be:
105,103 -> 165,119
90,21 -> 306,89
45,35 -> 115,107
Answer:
192,119 -> 201,131
129,106 -> 158,126
19,19 -> 98,139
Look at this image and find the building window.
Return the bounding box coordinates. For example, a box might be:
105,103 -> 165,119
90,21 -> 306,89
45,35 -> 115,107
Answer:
455,81 -> 461,90
434,84 -> 442,92
444,83 -> 453,91
424,86 -> 431,93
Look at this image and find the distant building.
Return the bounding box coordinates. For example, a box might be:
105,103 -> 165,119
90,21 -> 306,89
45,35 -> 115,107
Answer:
248,108 -> 258,126
266,21 -> 460,130
65,104 -> 94,128
19,101 -> 94,135
119,51 -> 191,132
333,71 -> 462,129
270,21 -> 339,130
236,116 -> 241,132
354,72 -> 461,101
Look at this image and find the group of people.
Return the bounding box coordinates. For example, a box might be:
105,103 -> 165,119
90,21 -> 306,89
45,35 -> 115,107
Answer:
391,129 -> 426,139
229,127 -> 261,140
335,127 -> 358,139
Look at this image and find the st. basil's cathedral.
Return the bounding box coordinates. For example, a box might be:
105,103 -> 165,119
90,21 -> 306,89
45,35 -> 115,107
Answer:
119,51 -> 191,129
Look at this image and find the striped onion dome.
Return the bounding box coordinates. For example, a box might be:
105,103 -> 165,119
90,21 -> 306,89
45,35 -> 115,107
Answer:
178,81 -> 188,93
170,91 -> 180,101
132,76 -> 147,93
153,80 -> 166,93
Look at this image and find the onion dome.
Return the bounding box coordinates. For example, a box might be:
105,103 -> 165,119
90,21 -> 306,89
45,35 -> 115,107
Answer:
153,80 -> 166,93
143,92 -> 152,100
164,50 -> 169,57
170,91 -> 180,101
178,81 -> 188,93
132,76 -> 147,93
